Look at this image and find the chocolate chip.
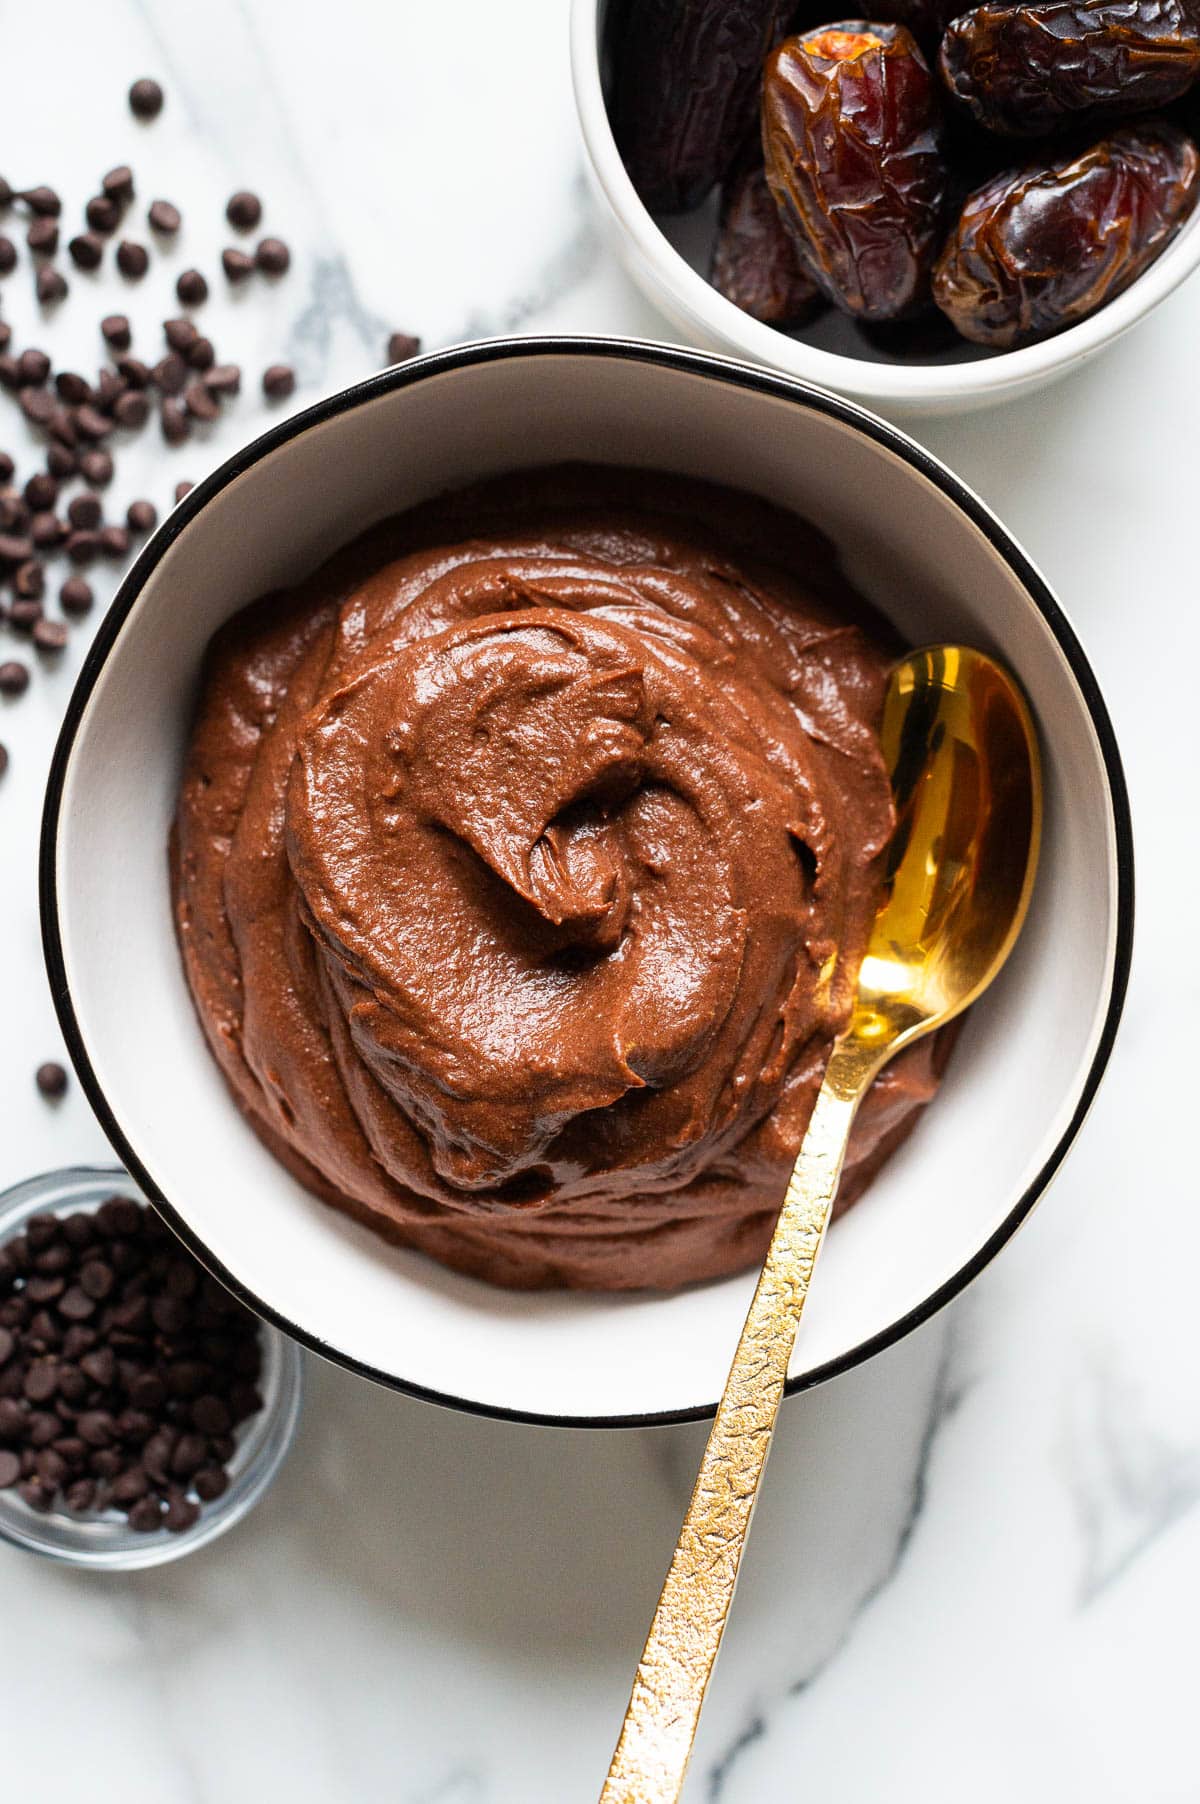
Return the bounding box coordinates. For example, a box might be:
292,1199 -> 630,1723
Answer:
186,335 -> 215,371
35,1061 -> 67,1097
148,199 -> 181,235
24,1360 -> 58,1402
115,355 -> 151,388
127,1494 -> 163,1531
0,354 -> 19,389
226,190 -> 262,230
63,1477 -> 95,1511
24,473 -> 57,511
175,268 -> 207,306
0,660 -> 29,695
0,235 -> 16,274
33,619 -> 67,652
27,217 -> 58,256
96,1196 -> 142,1238
31,512 -> 66,550
21,186 -> 61,217
221,247 -> 254,283
19,387 -> 55,426
73,404 -> 113,442
86,195 -> 119,234
99,524 -> 129,558
114,389 -> 149,429
126,499 -> 156,533
184,378 -> 218,422
164,1490 -> 200,1533
0,531 -> 34,562
0,1449 -> 20,1488
262,363 -> 295,400
79,449 -> 113,487
111,1464 -> 149,1504
203,363 -> 240,395
0,453 -> 13,483
54,372 -> 90,407
67,493 -> 101,529
79,1346 -> 115,1386
386,332 -> 422,364
36,266 -> 67,304
129,78 -> 164,119
160,397 -> 189,444
18,348 -> 51,386
14,559 -> 44,599
153,351 -> 187,394
58,1286 -> 95,1322
0,1326 -> 12,1366
100,312 -> 131,349
115,240 -> 148,279
68,232 -> 104,270
46,443 -> 76,479
255,237 -> 290,275
102,165 -> 135,203
9,599 -> 41,631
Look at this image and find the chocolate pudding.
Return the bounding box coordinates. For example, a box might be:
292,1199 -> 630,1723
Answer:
172,467 -> 954,1290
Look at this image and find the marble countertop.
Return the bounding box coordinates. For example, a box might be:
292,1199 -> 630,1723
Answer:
1,2 -> 1196,1798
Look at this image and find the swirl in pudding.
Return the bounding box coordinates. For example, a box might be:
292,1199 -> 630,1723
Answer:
172,467 -> 954,1290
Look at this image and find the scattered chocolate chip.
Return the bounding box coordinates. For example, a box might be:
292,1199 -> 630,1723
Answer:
73,404 -> 113,442
99,524 -> 129,558
86,195 -> 119,234
26,217 -> 59,256
226,191 -> 262,231
175,268 -> 208,306
0,236 -> 16,274
255,236 -> 290,275
163,317 -> 197,352
46,443 -> 76,479
153,352 -> 187,394
18,388 -> 54,426
0,1449 -> 19,1488
31,513 -> 66,550
67,493 -> 101,530
59,576 -> 93,615
95,367 -> 124,410
100,312 -> 131,349
115,240 -> 148,279
21,186 -> 61,217
114,389 -> 150,429
203,363 -> 240,395
79,449 -> 113,487
126,498 -> 156,533
174,480 -> 193,502
0,660 -> 29,695
32,619 -> 67,652
115,354 -> 151,388
262,363 -> 295,400
18,347 -> 51,385
129,78 -> 164,119
14,559 -> 44,600
0,452 -> 12,482
0,531 -> 34,561
9,598 -> 43,631
386,332 -> 422,364
102,165 -> 135,203
184,378 -> 218,421
24,471 -> 57,509
54,371 -> 91,406
221,247 -> 254,282
68,231 -> 104,271
148,199 -> 181,235
36,1062 -> 67,1097
160,397 -> 189,444
186,335 -> 215,371
36,266 -> 67,304
0,355 -> 19,389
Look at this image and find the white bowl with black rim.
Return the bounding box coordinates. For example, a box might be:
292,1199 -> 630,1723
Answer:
41,338 -> 1132,1427
569,0 -> 1200,416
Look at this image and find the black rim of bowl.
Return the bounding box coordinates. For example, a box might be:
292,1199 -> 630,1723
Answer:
38,336 -> 1136,1429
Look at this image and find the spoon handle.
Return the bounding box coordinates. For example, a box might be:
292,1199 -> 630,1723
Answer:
599,1039 -> 875,1804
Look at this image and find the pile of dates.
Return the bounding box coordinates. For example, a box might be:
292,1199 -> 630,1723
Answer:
610,0 -> 1200,350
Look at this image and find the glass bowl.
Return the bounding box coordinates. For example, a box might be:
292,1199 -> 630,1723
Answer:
0,1165 -> 303,1570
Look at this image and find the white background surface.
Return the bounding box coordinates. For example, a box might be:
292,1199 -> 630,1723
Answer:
0,3 -> 1195,1799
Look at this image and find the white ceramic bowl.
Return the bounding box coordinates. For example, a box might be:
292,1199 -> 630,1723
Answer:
41,338 -> 1132,1425
570,0 -> 1200,416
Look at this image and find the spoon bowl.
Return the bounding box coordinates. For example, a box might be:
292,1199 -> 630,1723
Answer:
602,645 -> 1041,1802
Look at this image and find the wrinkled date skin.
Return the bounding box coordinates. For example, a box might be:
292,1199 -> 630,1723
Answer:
763,24 -> 949,320
612,0 -> 791,212
940,0 -> 1200,137
711,158 -> 825,322
933,122 -> 1200,345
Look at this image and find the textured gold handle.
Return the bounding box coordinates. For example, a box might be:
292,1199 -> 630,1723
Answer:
599,1038 -> 878,1804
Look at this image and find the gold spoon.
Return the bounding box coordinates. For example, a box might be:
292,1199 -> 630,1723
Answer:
600,644 -> 1041,1804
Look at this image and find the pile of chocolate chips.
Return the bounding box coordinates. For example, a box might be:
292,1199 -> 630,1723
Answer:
0,1195 -> 264,1533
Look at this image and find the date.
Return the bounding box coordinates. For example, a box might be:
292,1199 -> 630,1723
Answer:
762,23 -> 949,320
611,0 -> 791,213
932,122 -> 1200,346
940,0 -> 1200,137
711,159 -> 824,323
